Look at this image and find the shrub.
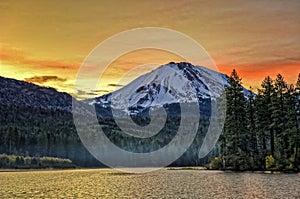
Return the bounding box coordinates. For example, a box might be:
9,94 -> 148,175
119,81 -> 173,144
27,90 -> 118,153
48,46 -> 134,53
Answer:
208,157 -> 222,169
266,155 -> 276,169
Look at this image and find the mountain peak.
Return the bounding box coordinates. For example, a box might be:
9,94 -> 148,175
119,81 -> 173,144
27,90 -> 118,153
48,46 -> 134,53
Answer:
90,62 -> 232,112
157,62 -> 198,71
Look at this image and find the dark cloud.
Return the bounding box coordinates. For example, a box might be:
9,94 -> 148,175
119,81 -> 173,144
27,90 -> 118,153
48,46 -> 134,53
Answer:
91,89 -> 111,93
76,89 -> 86,96
86,92 -> 98,95
74,89 -> 112,99
107,83 -> 123,87
24,76 -> 66,84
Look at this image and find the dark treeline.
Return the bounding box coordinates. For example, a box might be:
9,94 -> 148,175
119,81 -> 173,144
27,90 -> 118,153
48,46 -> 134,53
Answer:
0,100 -> 212,168
210,71 -> 300,171
94,101 -> 213,167
0,105 -> 103,167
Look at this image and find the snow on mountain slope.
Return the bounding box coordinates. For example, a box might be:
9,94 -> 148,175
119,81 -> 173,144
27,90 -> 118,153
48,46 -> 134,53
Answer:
88,62 -> 250,111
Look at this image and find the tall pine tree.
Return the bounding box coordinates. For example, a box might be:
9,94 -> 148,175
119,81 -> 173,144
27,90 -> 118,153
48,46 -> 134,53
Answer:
222,69 -> 250,170
293,74 -> 300,170
255,76 -> 275,169
246,86 -> 258,168
272,74 -> 288,167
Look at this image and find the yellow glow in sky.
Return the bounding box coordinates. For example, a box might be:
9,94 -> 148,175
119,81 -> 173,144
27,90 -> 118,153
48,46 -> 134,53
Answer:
1,0 -> 300,98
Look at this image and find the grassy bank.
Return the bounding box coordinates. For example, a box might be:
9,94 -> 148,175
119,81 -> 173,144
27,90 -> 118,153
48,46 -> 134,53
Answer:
0,154 -> 76,169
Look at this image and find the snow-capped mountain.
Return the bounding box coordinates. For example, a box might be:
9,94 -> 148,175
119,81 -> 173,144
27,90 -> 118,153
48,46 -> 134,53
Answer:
0,62 -> 251,116
88,62 -> 251,113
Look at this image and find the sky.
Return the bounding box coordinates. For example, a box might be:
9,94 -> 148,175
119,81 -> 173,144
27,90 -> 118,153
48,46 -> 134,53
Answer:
1,0 -> 300,98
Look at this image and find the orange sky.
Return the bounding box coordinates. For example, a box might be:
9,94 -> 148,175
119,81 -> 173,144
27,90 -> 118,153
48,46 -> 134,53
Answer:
1,0 -> 300,98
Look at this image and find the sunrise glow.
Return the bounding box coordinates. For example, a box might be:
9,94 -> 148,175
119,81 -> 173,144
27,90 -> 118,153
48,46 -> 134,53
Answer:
1,0 -> 300,98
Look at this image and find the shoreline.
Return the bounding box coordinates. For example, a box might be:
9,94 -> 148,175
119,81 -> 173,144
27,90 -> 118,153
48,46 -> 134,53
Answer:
0,167 -> 299,174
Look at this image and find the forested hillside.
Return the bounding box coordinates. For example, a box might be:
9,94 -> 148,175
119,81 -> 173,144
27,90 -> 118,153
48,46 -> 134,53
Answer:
0,104 -> 103,167
210,71 -> 300,171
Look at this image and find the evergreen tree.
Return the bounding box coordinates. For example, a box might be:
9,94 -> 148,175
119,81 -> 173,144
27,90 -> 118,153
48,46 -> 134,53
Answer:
272,74 -> 288,167
222,69 -> 250,170
255,76 -> 275,169
293,74 -> 300,170
246,86 -> 258,168
283,84 -> 299,170
7,126 -> 18,155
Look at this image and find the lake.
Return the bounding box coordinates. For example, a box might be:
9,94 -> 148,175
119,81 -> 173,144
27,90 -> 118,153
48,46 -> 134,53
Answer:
0,169 -> 299,198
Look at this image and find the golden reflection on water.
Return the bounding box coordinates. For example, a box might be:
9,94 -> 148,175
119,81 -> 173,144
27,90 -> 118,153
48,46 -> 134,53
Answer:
0,169 -> 299,198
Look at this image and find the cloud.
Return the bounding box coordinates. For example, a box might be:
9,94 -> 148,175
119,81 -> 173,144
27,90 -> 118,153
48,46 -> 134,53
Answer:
107,83 -> 123,87
73,89 -> 111,99
86,92 -> 98,95
75,89 -> 86,96
0,47 -> 79,70
91,89 -> 111,93
24,75 -> 67,84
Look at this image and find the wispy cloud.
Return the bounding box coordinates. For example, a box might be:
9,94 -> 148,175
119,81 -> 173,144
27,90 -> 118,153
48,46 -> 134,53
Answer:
75,89 -> 86,96
0,47 -> 79,70
91,89 -> 111,93
24,75 -> 67,84
107,83 -> 123,87
73,89 -> 111,99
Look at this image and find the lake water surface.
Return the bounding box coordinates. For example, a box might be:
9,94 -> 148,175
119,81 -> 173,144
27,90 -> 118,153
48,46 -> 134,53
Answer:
0,168 -> 299,198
